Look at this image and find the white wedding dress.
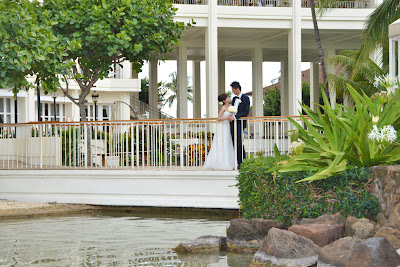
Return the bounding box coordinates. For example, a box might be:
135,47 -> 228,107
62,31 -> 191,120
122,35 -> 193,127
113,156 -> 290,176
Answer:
203,111 -> 236,170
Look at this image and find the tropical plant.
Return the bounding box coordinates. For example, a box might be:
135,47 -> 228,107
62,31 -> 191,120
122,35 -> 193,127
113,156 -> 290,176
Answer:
269,80 -> 400,182
328,50 -> 384,100
355,0 -> 400,73
164,71 -> 193,108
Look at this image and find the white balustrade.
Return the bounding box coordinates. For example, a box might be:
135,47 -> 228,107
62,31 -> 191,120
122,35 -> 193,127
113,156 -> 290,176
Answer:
0,116 -> 303,170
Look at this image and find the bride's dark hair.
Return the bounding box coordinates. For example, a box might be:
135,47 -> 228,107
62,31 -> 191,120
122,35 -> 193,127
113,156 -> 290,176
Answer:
218,94 -> 228,102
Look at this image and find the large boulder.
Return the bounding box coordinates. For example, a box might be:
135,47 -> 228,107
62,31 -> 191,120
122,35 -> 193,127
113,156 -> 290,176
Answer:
299,213 -> 346,226
250,228 -> 320,267
288,222 -> 344,247
345,217 -> 378,238
227,218 -> 285,241
374,226 -> 400,249
227,218 -> 285,253
174,235 -> 227,253
317,237 -> 400,267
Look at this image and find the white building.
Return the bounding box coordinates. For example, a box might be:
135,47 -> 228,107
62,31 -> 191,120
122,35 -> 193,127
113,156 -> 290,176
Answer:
0,0 -> 381,123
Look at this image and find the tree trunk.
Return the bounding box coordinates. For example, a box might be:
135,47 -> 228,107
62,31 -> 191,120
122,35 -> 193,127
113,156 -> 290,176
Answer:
78,87 -> 92,167
310,0 -> 330,103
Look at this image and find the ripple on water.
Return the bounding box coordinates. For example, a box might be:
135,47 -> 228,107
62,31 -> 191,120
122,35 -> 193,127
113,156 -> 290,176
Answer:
0,214 -> 253,266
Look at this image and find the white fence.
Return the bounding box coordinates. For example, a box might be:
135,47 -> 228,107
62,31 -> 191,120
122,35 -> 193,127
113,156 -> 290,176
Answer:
0,117 -> 302,170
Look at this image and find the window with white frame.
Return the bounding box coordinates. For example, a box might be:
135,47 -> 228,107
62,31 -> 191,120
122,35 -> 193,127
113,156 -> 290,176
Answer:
84,104 -> 112,121
36,102 -> 66,122
0,97 -> 13,123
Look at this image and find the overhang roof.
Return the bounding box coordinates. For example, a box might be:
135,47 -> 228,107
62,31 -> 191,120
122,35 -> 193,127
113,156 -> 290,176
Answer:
389,18 -> 400,38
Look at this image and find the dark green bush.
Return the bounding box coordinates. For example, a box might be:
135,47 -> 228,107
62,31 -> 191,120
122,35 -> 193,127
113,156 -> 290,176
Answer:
237,156 -> 379,226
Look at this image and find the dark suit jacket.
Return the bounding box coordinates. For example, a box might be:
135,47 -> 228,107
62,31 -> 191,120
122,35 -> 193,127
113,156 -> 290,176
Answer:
233,94 -> 250,127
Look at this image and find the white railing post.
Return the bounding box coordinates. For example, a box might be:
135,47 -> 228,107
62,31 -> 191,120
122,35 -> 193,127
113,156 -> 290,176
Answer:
84,122 -> 88,168
180,121 -> 184,169
234,119 -> 237,170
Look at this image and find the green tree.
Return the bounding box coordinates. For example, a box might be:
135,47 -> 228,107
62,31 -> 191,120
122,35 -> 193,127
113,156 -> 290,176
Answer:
263,86 -> 281,116
41,0 -> 190,121
164,71 -> 193,108
263,82 -> 320,116
328,50 -> 384,100
139,77 -> 167,108
0,0 -> 73,96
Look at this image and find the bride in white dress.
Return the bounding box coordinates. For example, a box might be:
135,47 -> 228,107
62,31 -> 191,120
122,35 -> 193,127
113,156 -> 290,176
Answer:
203,94 -> 236,170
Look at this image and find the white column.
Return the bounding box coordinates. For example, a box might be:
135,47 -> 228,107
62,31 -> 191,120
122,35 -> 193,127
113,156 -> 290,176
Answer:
71,90 -> 80,121
177,46 -> 188,119
205,0 -> 218,118
193,61 -> 202,118
288,0 -> 302,116
310,62 -> 320,112
27,88 -> 35,122
252,48 -> 263,117
389,38 -> 396,78
280,59 -> 289,116
324,48 -> 336,107
149,60 -> 158,119
218,55 -> 225,96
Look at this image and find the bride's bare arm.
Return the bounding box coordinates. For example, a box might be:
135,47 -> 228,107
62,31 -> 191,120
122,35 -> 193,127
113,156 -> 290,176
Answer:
217,106 -> 228,121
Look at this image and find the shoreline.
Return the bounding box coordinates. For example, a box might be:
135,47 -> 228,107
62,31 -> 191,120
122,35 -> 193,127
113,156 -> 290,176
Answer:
0,199 -> 99,219
0,199 -> 239,220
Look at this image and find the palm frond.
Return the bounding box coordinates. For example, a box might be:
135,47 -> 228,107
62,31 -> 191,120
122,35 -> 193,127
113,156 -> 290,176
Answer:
355,0 -> 400,70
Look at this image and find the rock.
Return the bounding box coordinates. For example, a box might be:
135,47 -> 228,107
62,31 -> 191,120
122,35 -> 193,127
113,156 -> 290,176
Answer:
288,222 -> 344,247
227,218 -> 285,241
300,213 -> 346,226
352,219 -> 377,239
227,239 -> 263,253
250,228 -> 320,267
390,202 -> 400,226
318,237 -> 400,267
345,217 -> 378,238
174,235 -> 227,253
374,226 -> 400,249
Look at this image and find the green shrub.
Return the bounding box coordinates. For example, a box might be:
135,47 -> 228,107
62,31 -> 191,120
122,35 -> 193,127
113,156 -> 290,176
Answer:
237,156 -> 379,226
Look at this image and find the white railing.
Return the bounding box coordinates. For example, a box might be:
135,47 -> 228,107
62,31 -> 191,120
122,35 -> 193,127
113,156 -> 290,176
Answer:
173,0 -> 207,4
301,0 -> 370,8
218,0 -> 290,6
0,116 -> 303,170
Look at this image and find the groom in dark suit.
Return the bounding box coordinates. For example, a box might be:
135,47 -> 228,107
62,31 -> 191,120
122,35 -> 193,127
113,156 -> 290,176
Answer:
228,81 -> 250,168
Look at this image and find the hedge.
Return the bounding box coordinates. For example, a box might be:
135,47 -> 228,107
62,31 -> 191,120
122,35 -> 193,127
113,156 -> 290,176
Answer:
237,156 -> 379,226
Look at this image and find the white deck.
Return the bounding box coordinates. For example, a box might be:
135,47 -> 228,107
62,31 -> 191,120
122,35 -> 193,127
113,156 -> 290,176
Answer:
0,169 -> 240,209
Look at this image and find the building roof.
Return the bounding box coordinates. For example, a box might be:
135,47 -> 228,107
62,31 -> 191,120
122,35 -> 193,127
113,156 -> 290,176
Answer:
246,65 -> 323,96
389,18 -> 400,38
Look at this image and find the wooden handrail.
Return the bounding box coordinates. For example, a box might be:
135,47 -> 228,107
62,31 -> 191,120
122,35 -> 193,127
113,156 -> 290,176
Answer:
0,115 -> 307,127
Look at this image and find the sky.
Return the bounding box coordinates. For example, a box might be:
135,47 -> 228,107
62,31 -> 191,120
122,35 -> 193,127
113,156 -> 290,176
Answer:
139,61 -> 310,118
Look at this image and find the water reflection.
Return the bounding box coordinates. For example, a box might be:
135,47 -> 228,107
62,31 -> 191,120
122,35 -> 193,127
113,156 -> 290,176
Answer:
0,214 -> 253,266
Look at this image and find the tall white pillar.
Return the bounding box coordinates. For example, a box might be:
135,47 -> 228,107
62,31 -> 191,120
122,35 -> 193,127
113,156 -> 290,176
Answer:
149,60 -> 158,119
218,55 -> 225,96
177,46 -> 188,119
205,0 -> 218,118
310,62 -> 320,112
280,59 -> 289,116
252,48 -> 263,117
193,60 -> 202,118
324,48 -> 336,107
288,0 -> 302,116
27,88 -> 35,122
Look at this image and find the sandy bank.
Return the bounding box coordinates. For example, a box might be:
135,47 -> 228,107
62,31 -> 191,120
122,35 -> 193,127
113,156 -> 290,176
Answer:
0,199 -> 99,219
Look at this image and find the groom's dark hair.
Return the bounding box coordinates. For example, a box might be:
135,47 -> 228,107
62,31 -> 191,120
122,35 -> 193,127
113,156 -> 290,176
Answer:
230,81 -> 241,91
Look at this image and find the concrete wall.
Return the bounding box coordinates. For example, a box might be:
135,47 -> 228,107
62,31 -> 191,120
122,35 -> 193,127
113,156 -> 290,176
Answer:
0,170 -> 240,209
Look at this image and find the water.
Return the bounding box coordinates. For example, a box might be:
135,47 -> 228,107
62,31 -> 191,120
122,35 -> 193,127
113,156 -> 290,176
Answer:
0,212 -> 253,266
